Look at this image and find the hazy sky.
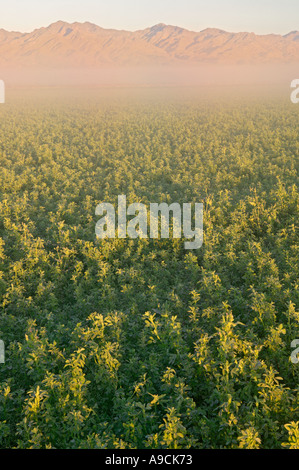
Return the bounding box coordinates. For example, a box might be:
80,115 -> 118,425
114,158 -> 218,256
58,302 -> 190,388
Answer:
1,0 -> 298,34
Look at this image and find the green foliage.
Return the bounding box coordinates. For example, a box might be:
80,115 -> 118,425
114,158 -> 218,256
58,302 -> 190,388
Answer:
0,90 -> 298,448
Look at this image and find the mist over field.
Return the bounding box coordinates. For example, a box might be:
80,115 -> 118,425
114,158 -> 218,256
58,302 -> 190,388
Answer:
1,63 -> 298,89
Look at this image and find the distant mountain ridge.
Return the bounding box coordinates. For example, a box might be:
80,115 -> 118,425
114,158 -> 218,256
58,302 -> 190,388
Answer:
0,21 -> 299,68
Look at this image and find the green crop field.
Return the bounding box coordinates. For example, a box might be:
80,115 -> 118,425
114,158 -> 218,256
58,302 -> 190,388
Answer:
0,89 -> 298,449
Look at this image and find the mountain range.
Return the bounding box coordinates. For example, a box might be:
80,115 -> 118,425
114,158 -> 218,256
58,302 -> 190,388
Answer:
1,21 -> 299,68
